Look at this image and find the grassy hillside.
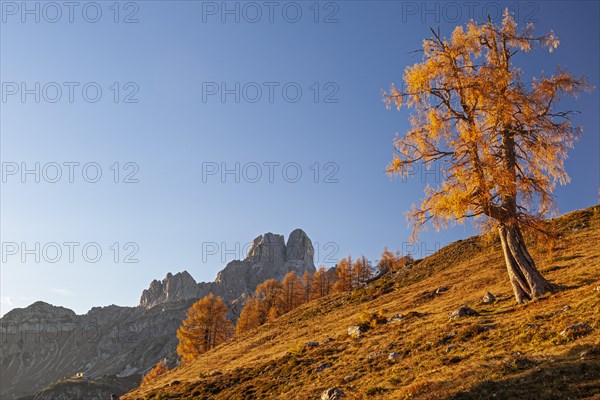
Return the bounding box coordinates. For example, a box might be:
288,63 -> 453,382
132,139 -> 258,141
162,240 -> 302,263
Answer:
122,206 -> 600,400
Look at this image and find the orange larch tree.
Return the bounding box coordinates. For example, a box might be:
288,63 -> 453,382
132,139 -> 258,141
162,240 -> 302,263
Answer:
235,296 -> 261,335
332,256 -> 353,293
140,360 -> 169,386
281,271 -> 305,313
377,247 -> 396,275
352,256 -> 373,286
301,270 -> 313,302
310,266 -> 333,299
176,293 -> 232,363
254,279 -> 284,323
384,11 -> 589,303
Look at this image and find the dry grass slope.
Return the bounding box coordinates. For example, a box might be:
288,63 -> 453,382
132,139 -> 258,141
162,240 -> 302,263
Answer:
122,206 -> 600,400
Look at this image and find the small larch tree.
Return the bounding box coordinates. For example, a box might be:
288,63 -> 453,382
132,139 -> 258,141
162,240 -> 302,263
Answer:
301,270 -> 313,302
281,271 -> 305,313
176,293 -> 232,363
254,279 -> 284,323
333,256 -> 353,293
310,266 -> 333,299
352,256 -> 373,286
384,11 -> 589,303
141,360 -> 169,386
235,296 -> 261,335
377,247 -> 396,275
378,248 -> 412,274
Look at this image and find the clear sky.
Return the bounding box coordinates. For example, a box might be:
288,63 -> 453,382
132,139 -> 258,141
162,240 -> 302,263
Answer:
1,0 -> 598,316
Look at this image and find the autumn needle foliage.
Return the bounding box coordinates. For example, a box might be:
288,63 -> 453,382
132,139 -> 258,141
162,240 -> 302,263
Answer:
377,248 -> 411,274
384,11 -> 590,303
176,293 -> 232,363
310,266 -> 333,299
301,270 -> 312,302
352,256 -> 373,285
235,296 -> 261,336
236,272 -> 309,335
281,271 -> 305,313
255,279 -> 284,323
140,360 -> 169,386
333,256 -> 353,293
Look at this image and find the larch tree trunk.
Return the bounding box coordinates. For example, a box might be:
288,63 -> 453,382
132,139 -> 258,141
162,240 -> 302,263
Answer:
498,222 -> 555,303
495,126 -> 554,303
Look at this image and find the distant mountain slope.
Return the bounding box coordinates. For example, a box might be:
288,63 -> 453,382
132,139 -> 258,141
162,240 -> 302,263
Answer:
122,206 -> 600,400
16,374 -> 140,400
1,229 -> 316,400
2,300 -> 188,400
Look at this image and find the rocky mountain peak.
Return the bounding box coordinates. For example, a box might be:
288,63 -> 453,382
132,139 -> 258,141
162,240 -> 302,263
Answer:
285,228 -> 314,263
1,301 -> 76,324
212,229 -> 316,304
139,271 -> 201,309
245,233 -> 286,264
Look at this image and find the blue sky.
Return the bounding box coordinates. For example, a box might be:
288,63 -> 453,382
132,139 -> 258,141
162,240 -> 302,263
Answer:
1,1 -> 598,316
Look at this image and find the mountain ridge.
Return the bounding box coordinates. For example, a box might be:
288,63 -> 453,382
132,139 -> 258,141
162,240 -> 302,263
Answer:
1,229 -> 316,400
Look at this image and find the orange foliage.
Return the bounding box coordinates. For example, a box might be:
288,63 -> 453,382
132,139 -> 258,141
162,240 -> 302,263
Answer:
254,279 -> 284,323
377,248 -> 412,274
352,256 -> 373,285
176,293 -> 232,363
333,257 -> 353,293
383,10 -> 589,237
281,271 -> 305,313
235,296 -> 261,336
141,360 -> 169,386
310,266 -> 333,299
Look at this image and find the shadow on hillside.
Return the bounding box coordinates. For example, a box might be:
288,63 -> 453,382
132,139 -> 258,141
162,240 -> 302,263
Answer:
449,344 -> 600,400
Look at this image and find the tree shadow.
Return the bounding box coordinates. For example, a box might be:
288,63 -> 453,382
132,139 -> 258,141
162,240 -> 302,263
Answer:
449,344 -> 600,400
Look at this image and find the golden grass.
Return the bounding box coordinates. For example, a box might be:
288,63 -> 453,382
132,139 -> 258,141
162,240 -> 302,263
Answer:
122,206 -> 600,400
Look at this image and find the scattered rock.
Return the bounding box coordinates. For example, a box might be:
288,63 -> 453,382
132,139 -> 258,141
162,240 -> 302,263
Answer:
436,287 -> 449,294
304,341 -> 320,349
595,286 -> 600,292
389,314 -> 405,323
388,352 -> 401,360
210,371 -> 222,377
347,325 -> 366,339
343,373 -> 357,382
449,306 -> 479,320
321,388 -> 345,400
482,292 -> 496,304
316,363 -> 331,372
560,323 -> 592,337
446,345 -> 457,353
555,305 -> 572,315
323,337 -> 334,345
168,380 -> 181,387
